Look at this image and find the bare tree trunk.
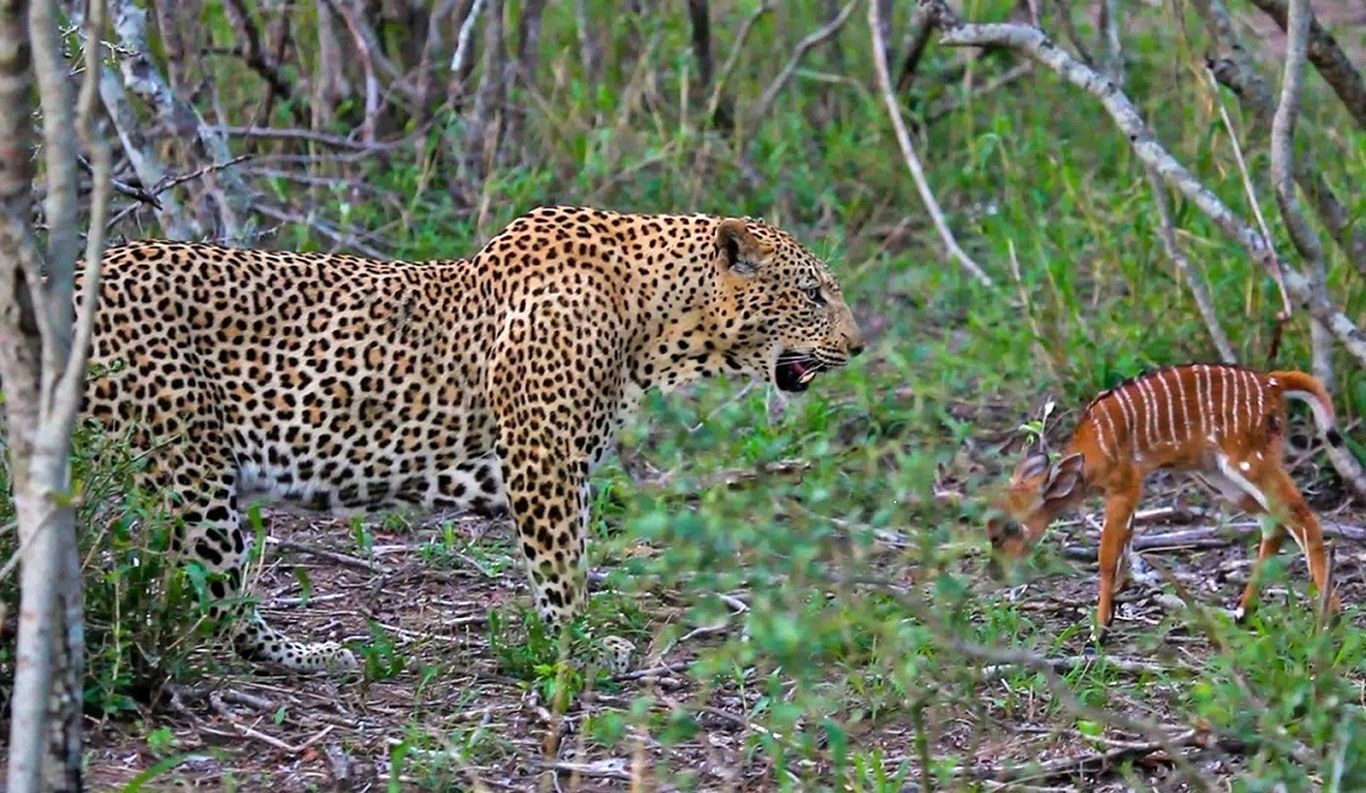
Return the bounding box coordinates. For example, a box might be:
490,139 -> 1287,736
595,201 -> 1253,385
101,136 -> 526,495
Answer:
312,0 -> 353,130
3,0 -> 110,789
108,0 -> 253,242
466,0 -> 506,188
500,0 -> 545,165
573,0 -> 599,83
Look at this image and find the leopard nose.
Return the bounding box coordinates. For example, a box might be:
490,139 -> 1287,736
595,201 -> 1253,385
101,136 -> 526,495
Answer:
849,338 -> 866,357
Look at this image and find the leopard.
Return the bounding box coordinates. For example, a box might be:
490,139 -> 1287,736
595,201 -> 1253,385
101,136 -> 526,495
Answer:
74,205 -> 865,674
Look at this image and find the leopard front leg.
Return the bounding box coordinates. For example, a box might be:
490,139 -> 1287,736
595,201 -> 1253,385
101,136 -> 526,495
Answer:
493,432 -> 637,674
490,302 -> 636,673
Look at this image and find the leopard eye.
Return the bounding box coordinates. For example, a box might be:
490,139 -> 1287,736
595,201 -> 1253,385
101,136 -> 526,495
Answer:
803,286 -> 825,305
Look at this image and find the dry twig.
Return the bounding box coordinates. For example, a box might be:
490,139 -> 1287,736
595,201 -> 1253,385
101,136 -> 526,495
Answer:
872,1 -> 994,287
751,0 -> 857,125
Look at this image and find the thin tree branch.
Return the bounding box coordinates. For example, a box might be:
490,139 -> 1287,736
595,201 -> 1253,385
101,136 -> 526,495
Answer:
752,0 -> 857,125
872,0 -> 993,287
96,66 -> 198,238
1049,0 -> 1094,66
1269,0 -> 1329,384
220,0 -> 300,118
1246,0 -> 1366,128
1193,0 -> 1366,278
333,0 -> 381,145
1200,64 -> 1292,324
1268,0 -> 1365,500
916,0 -> 1366,367
895,7 -> 934,93
1145,167 -> 1236,362
571,0 -> 599,83
704,1 -> 773,124
450,0 -> 487,76
1096,0 -> 1123,85
56,0 -> 113,432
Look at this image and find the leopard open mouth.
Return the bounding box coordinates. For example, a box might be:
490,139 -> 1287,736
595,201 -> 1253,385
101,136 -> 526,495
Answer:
774,352 -> 824,393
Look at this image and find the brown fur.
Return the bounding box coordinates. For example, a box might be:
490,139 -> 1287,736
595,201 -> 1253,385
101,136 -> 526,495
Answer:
72,206 -> 864,671
989,363 -> 1344,639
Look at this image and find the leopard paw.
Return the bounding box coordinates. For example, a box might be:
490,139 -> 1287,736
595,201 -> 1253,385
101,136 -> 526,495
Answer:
595,634 -> 636,675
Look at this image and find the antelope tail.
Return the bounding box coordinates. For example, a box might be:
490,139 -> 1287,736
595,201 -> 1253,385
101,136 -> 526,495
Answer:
1271,369 -> 1365,499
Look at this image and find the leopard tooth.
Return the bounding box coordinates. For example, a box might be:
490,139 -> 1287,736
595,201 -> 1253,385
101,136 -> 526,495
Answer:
799,370 -> 817,384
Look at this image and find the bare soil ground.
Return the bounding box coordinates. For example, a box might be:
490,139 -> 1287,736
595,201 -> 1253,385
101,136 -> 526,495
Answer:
67,472 -> 1366,792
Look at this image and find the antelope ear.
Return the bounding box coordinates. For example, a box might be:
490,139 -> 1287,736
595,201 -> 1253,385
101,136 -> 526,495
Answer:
1043,453 -> 1085,501
1012,452 -> 1049,484
716,218 -> 763,276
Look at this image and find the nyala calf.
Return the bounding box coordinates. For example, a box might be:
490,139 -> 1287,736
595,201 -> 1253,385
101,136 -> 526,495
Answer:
988,363 -> 1353,640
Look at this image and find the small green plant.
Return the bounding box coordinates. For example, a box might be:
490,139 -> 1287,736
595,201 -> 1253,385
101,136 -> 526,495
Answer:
1,423 -> 217,719
358,620 -> 407,681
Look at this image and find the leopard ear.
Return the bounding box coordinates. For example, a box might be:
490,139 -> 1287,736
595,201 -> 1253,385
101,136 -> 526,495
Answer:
716,218 -> 763,277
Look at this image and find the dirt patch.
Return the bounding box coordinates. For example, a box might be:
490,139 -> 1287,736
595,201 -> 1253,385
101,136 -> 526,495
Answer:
64,477 -> 1365,791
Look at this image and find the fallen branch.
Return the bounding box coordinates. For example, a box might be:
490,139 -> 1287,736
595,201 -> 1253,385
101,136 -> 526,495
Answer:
968,728 -> 1221,782
210,693 -> 336,754
268,538 -> 383,573
916,0 -> 1366,367
872,1 -> 993,287
979,654 -> 1171,679
847,574 -> 1216,792
1062,520 -> 1366,561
